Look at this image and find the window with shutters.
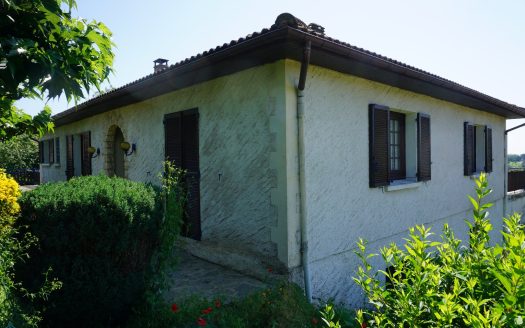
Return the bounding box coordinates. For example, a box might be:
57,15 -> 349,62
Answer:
369,104 -> 431,188
464,123 -> 492,175
39,139 -> 55,164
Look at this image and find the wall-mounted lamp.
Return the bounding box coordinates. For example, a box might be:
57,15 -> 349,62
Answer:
87,146 -> 100,158
120,142 -> 136,156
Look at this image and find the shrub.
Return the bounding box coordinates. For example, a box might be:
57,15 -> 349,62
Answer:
354,173 -> 525,327
0,169 -> 22,326
0,134 -> 39,184
17,175 -> 164,327
0,169 -> 59,327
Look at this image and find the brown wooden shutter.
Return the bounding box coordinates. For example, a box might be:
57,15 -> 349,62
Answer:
485,126 -> 492,173
417,113 -> 431,181
182,111 -> 201,240
164,113 -> 183,166
55,137 -> 60,164
48,139 -> 54,164
65,135 -> 74,180
81,132 -> 92,175
369,104 -> 390,187
39,141 -> 44,163
464,122 -> 475,176
164,109 -> 201,240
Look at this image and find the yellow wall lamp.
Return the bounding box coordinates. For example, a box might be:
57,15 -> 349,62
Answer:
87,146 -> 100,158
120,142 -> 136,156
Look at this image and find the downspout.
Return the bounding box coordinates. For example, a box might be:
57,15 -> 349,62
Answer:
504,122 -> 525,216
297,40 -> 312,303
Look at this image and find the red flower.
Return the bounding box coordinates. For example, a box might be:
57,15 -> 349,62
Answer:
267,267 -> 273,273
171,303 -> 179,313
201,307 -> 213,314
361,323 -> 368,328
311,317 -> 319,325
214,299 -> 221,308
197,317 -> 207,326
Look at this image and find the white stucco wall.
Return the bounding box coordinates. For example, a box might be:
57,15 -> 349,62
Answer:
41,61 -> 291,264
508,193 -> 525,216
284,60 -> 507,306
41,57 -> 513,306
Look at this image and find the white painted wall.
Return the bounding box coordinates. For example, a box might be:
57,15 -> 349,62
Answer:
41,61 -> 290,265
508,193 -> 525,216
284,60 -> 507,306
41,58 -> 513,306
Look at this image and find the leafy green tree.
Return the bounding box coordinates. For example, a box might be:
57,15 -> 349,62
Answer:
0,0 -> 114,140
0,133 -> 38,171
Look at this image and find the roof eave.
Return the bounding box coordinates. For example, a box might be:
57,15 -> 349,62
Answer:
53,25 -> 525,127
286,28 -> 525,119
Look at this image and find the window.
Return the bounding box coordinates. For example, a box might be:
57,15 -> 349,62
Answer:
39,139 -> 54,164
389,112 -> 406,180
464,123 -> 492,175
369,104 -> 431,188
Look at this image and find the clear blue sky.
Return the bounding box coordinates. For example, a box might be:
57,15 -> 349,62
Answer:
17,0 -> 525,153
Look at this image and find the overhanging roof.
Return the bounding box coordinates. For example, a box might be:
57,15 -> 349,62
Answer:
53,13 -> 525,127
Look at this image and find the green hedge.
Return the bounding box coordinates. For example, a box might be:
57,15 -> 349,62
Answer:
18,175 -> 163,327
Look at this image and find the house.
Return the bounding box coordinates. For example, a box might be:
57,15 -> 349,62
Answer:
39,13 -> 525,306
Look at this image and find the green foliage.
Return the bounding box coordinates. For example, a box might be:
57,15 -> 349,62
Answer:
0,0 -> 114,140
508,154 -> 525,169
508,154 -> 522,163
154,161 -> 186,275
320,304 -> 342,328
129,282 -> 320,328
137,162 -> 186,321
17,175 -> 163,327
0,169 -> 60,328
354,173 -> 525,327
0,133 -> 38,172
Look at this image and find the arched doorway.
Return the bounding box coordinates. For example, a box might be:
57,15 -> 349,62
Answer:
105,125 -> 126,178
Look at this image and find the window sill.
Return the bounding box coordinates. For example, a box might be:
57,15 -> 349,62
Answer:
54,163 -> 61,168
40,163 -> 51,167
384,180 -> 422,192
508,189 -> 525,200
470,172 -> 490,179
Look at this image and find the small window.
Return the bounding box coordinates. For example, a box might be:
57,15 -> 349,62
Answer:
464,123 -> 492,175
369,104 -> 431,188
39,139 -> 55,164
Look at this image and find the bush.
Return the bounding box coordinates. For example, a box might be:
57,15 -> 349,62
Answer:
0,134 -> 39,184
1,169 -> 59,327
354,173 -> 525,327
18,175 -> 164,327
0,169 -> 22,326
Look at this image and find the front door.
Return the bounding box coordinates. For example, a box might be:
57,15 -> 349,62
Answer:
164,109 -> 201,240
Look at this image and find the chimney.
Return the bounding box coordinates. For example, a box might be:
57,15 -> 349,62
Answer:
153,58 -> 168,73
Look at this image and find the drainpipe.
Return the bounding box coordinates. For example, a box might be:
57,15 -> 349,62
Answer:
504,122 -> 525,216
297,40 -> 312,303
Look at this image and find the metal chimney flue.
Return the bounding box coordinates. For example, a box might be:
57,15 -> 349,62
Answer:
153,58 -> 168,73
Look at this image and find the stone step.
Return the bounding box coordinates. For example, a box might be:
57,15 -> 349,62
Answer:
177,237 -> 287,282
